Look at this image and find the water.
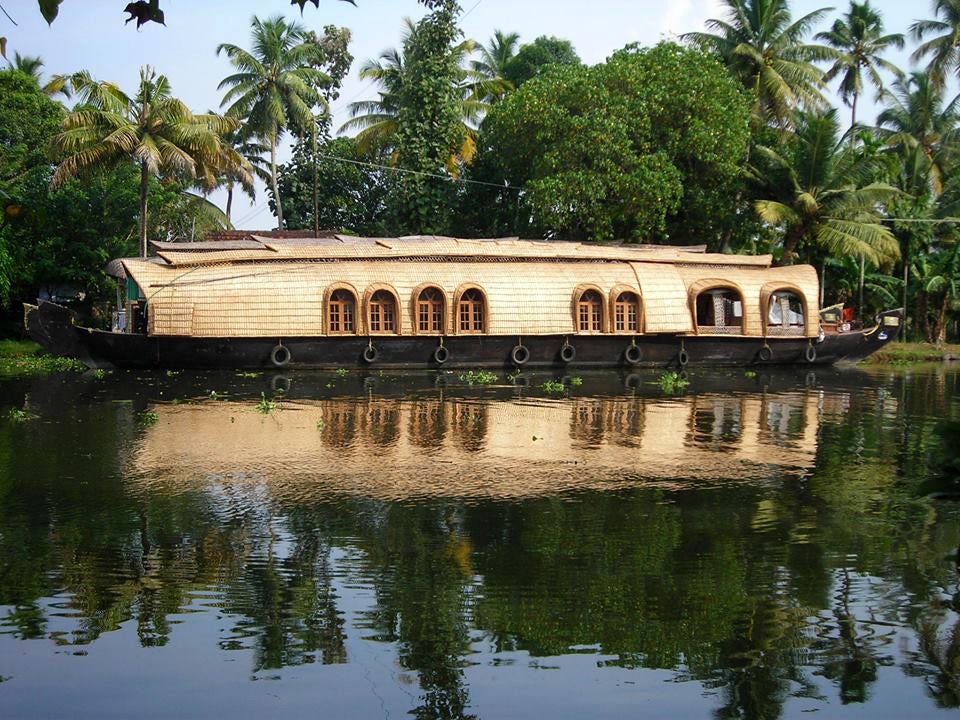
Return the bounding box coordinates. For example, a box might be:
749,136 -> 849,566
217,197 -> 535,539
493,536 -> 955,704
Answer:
0,366 -> 958,719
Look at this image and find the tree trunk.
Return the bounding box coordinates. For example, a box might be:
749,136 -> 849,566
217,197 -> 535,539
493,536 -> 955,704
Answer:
850,94 -> 857,144
858,255 -> 865,317
312,120 -> 319,236
139,161 -> 149,258
776,225 -> 805,266
936,295 -> 949,344
226,183 -> 233,227
270,127 -> 284,229
902,262 -> 909,342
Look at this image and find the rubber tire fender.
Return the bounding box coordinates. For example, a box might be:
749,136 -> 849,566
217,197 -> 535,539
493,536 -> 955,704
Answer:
804,344 -> 817,363
624,345 -> 643,366
677,349 -> 689,367
433,345 -> 450,365
758,345 -> 773,362
363,345 -> 378,364
271,344 -> 291,367
511,344 -> 530,366
559,343 -> 576,363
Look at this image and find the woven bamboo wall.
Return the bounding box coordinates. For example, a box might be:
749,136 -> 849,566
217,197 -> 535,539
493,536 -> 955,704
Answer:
122,256 -> 821,338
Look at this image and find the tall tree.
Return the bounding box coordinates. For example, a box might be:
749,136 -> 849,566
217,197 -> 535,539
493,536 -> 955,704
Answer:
875,71 -> 960,197
392,0 -> 466,234
682,0 -> 837,127
340,18 -> 484,164
910,0 -> 960,88
501,35 -> 580,89
752,109 -> 900,266
217,15 -> 328,229
51,66 -> 246,257
469,30 -> 519,102
815,1 -> 904,133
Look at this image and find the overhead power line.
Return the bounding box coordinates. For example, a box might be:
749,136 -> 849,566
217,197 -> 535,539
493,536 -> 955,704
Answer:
315,151 -> 524,192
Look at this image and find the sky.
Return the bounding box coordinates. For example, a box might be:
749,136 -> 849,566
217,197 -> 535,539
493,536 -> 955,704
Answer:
2,0 -> 941,228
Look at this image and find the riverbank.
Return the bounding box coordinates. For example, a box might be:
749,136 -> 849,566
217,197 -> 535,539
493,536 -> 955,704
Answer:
0,339 -> 85,377
863,341 -> 960,365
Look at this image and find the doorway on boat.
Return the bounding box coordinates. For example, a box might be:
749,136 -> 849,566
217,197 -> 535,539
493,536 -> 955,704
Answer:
695,288 -> 743,334
766,291 -> 805,335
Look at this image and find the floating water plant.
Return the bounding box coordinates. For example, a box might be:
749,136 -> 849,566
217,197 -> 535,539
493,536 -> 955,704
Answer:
540,380 -> 566,394
658,371 -> 690,394
459,370 -> 497,386
335,368 -> 349,377
255,393 -> 279,414
138,410 -> 158,427
569,376 -> 583,387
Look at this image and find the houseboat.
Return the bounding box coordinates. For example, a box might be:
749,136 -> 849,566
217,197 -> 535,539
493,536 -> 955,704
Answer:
24,234 -> 902,370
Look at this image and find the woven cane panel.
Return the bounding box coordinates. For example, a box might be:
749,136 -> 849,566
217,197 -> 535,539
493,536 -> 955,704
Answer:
122,254 -> 819,339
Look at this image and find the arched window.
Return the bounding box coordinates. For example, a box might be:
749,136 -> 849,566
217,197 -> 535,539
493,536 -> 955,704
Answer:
368,290 -> 398,334
766,290 -> 805,335
695,288 -> 743,334
417,287 -> 445,334
328,289 -> 357,334
614,292 -> 641,332
577,290 -> 604,332
458,289 -> 485,333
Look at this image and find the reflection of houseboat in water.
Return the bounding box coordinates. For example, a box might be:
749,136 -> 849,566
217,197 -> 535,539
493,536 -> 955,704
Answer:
26,234 -> 901,369
132,392 -> 827,502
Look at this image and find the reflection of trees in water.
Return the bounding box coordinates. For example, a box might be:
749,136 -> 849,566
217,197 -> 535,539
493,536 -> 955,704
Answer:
354,504 -> 477,720
3,373 -> 960,717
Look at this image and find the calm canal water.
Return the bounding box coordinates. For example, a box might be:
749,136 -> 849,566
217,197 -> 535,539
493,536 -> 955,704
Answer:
0,366 -> 958,719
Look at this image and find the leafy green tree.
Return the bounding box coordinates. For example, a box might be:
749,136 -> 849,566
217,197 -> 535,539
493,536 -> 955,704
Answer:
478,43 -> 751,243
391,0 -> 466,234
217,16 -> 328,229
51,66 -> 243,257
501,35 -> 580,89
910,0 -> 960,88
752,108 -> 900,266
0,70 -> 64,302
272,135 -> 393,234
815,1 -> 905,133
340,18 -> 484,166
682,0 -> 837,128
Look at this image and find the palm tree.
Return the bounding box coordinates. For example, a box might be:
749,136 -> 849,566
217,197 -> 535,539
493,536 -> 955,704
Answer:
338,42 -> 405,156
815,1 -> 904,133
875,71 -> 960,197
910,0 -> 960,88
468,30 -> 518,103
682,0 -> 838,127
752,108 -> 900,266
194,129 -> 267,225
7,52 -> 72,98
217,15 -> 329,229
51,66 -> 247,257
338,19 -> 490,166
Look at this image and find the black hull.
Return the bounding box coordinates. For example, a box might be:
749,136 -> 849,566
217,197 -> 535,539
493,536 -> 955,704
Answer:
25,301 -> 902,370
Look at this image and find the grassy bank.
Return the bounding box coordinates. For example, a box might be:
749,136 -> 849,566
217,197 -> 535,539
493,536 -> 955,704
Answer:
864,342 -> 960,365
0,340 -> 85,377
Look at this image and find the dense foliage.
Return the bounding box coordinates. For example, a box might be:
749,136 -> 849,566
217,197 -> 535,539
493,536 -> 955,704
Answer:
477,43 -> 751,243
390,1 -> 466,234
